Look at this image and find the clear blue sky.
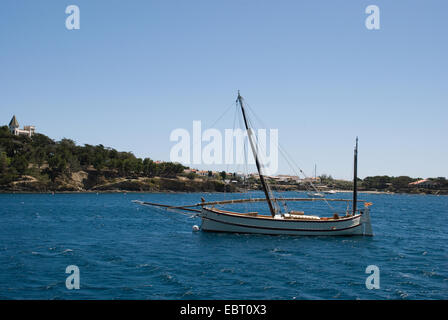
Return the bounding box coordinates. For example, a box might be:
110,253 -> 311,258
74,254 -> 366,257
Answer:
0,0 -> 446,179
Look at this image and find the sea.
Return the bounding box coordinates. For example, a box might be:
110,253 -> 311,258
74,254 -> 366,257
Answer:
0,191 -> 446,300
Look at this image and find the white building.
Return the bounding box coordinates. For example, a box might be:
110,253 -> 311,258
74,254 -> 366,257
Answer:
275,174 -> 300,182
408,179 -> 437,189
9,115 -> 35,137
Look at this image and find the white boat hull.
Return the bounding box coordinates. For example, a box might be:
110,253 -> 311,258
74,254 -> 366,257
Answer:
200,207 -> 373,236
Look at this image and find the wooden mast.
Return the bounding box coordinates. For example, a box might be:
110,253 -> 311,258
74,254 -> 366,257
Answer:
353,137 -> 358,215
237,91 -> 277,217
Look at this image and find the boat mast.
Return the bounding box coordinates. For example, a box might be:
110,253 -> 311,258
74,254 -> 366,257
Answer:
353,137 -> 358,215
236,91 -> 277,217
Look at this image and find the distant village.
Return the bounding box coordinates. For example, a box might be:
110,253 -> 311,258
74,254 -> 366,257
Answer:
182,167 -> 443,192
184,168 -> 319,184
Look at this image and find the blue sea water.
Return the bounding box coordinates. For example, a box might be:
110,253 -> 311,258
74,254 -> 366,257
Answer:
0,191 -> 447,300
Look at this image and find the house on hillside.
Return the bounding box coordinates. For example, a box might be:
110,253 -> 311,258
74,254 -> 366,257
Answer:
408,179 -> 437,189
9,115 -> 35,137
197,170 -> 209,177
300,177 -> 321,184
276,175 -> 300,183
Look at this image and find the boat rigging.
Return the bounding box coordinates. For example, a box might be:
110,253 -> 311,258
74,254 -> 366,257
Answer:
134,92 -> 373,236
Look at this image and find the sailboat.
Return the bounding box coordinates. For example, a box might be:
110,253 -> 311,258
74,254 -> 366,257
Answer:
306,165 -> 324,198
306,191 -> 324,198
134,92 -> 373,236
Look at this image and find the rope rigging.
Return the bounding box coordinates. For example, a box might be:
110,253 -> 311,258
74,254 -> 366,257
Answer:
242,97 -> 337,213
194,92 -> 340,215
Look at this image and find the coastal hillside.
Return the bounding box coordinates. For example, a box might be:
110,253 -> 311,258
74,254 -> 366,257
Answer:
0,125 -> 447,194
0,126 -> 235,193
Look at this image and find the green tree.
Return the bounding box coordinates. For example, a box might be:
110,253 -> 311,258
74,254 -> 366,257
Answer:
391,176 -> 414,189
11,155 -> 28,175
220,171 -> 227,180
363,176 -> 392,190
0,152 -> 8,174
143,158 -> 156,177
187,172 -> 196,180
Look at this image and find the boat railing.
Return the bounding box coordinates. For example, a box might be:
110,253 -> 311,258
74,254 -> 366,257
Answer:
133,199 -> 372,218
194,197 -> 366,207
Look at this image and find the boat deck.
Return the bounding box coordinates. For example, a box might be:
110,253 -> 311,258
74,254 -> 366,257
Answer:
208,207 -> 356,222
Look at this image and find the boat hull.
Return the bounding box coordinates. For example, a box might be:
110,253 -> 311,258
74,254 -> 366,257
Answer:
200,207 -> 373,236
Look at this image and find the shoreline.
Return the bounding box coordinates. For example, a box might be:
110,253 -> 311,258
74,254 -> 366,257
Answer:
1,189 -> 446,196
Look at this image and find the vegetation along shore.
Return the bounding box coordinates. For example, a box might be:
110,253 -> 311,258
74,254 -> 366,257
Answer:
0,125 -> 447,195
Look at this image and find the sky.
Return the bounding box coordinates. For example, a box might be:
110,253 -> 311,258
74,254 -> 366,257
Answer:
0,0 -> 447,179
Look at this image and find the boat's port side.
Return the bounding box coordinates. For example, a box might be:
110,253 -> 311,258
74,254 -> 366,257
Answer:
200,207 -> 369,236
